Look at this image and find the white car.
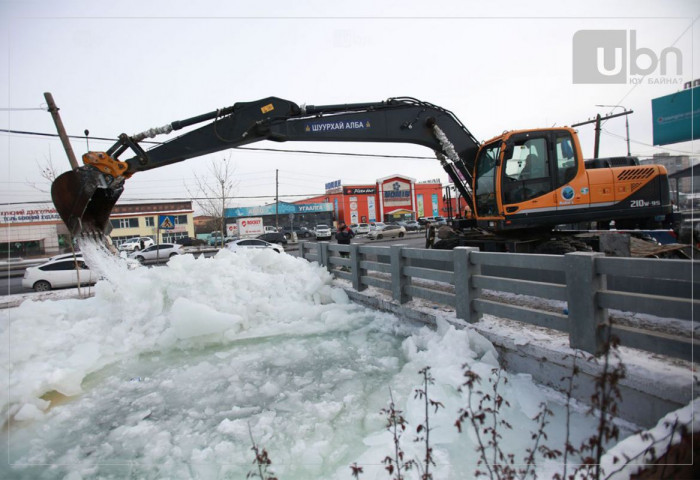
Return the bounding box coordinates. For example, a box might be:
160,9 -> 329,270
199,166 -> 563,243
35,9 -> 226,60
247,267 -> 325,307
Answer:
355,223 -> 371,235
129,243 -> 183,263
119,237 -> 154,252
226,238 -> 283,254
367,224 -> 406,240
22,256 -> 97,292
314,224 -> 332,240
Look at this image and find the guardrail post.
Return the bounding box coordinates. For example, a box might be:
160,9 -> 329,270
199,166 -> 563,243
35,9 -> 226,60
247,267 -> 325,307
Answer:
317,242 -> 330,270
391,245 -> 410,303
298,241 -> 306,260
565,252 -> 609,355
350,244 -> 366,291
453,247 -> 481,323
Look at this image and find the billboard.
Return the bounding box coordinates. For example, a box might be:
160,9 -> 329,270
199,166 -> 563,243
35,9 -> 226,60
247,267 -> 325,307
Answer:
225,202 -> 332,218
652,86 -> 699,145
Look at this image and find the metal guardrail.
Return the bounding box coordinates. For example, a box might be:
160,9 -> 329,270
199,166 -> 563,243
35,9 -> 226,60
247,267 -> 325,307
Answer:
299,241 -> 699,362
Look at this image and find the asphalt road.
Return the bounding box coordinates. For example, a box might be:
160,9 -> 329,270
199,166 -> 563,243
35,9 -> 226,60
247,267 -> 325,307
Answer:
1,233 -> 426,297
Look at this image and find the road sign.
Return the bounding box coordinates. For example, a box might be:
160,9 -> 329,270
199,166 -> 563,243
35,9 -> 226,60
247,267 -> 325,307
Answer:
159,215 -> 175,230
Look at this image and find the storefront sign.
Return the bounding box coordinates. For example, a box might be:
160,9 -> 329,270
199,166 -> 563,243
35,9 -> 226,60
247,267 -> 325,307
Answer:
344,187 -> 376,195
383,180 -> 411,206
325,179 -> 342,193
0,207 -> 60,224
367,197 -> 376,223
225,202 -> 332,218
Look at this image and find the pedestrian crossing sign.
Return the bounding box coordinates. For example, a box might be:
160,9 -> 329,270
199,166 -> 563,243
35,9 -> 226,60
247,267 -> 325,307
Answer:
159,215 -> 175,230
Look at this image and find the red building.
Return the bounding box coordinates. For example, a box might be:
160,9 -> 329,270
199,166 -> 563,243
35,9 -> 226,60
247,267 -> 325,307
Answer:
295,175 -> 445,225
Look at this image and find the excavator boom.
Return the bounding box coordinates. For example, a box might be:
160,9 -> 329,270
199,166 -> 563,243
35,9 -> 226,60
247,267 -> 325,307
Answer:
52,97 -> 481,236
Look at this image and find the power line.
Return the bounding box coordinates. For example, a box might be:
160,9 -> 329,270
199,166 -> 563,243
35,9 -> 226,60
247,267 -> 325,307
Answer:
0,107 -> 47,111
0,192 -> 327,206
600,129 -> 698,155
0,127 -> 435,160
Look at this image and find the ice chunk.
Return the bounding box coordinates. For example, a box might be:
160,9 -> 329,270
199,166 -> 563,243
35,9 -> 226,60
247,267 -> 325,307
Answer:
168,297 -> 243,339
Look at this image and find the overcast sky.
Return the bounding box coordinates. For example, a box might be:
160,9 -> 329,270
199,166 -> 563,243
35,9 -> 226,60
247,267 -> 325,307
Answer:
1,0 -> 698,212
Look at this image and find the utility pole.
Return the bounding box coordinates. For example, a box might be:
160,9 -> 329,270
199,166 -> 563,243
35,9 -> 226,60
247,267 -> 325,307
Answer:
44,92 -> 79,170
572,109 -> 633,159
596,104 -> 631,156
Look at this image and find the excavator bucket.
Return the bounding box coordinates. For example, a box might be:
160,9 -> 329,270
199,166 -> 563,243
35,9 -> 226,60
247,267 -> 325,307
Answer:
51,167 -> 124,237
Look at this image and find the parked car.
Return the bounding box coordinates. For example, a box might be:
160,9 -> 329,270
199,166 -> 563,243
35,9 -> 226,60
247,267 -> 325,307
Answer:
257,232 -> 288,245
22,256 -> 97,292
208,231 -> 225,246
401,220 -> 421,231
175,236 -> 207,247
433,216 -> 447,226
226,238 -> 284,254
48,252 -> 84,262
367,224 -> 406,240
129,243 -> 183,263
313,224 -> 332,240
118,237 -> 154,252
355,223 -> 371,235
281,226 -> 313,239
264,226 -> 279,234
369,222 -> 386,231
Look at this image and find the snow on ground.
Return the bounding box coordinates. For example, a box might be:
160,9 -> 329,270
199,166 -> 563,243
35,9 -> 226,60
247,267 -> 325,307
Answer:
0,242 -> 689,479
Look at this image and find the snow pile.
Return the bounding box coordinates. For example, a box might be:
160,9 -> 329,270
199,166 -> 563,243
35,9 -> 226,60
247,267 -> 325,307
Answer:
2,246 -> 343,419
0,245 -> 648,479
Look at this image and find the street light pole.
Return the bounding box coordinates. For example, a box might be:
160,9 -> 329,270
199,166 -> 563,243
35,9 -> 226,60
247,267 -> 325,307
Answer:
595,104 -> 631,156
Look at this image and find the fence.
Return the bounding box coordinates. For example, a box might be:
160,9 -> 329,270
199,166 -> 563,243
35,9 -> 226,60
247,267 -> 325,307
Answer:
299,241 -> 699,362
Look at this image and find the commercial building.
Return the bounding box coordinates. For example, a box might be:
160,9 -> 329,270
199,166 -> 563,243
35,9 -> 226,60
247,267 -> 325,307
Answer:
0,203 -> 67,257
294,175 -> 445,226
220,175 -> 446,231
224,201 -> 334,233
1,200 -> 195,257
109,201 -> 195,246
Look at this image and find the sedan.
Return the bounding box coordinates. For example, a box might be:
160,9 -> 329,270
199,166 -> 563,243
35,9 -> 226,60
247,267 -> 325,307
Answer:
22,256 -> 97,292
401,220 -> 421,231
257,232 -> 288,245
227,238 -> 284,254
129,243 -> 183,263
367,225 -> 406,240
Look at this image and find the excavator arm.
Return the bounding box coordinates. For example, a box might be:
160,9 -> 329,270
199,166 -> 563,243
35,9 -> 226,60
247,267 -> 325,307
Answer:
52,96 -> 481,236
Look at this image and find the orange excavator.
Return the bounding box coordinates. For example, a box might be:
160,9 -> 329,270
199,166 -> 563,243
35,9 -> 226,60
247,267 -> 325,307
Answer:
51,96 -> 673,251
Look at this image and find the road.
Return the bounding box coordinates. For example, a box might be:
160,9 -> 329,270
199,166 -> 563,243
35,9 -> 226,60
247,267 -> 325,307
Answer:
1,233 -> 426,297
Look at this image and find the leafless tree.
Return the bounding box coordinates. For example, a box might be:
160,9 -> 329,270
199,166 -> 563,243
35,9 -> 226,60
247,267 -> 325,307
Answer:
27,149 -> 61,194
186,154 -> 239,246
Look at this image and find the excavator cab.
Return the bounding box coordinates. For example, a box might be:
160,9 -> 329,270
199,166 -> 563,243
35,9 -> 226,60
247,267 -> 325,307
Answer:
473,128 -> 584,229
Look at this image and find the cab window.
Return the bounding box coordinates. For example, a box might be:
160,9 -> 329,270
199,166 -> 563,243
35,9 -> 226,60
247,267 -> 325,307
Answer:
555,134 -> 577,186
502,136 -> 552,204
474,142 -> 501,216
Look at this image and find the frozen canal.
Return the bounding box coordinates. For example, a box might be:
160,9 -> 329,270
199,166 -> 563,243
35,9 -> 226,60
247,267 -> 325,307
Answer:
2,244 -> 631,479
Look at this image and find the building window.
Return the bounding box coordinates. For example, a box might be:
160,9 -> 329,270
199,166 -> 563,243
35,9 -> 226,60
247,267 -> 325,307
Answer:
175,215 -> 188,225
145,216 -> 155,227
111,218 -> 138,229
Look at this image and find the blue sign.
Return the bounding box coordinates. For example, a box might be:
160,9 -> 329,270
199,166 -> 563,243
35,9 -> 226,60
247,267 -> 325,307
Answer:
652,86 -> 699,145
431,194 -> 439,217
158,215 -> 175,230
225,202 -> 333,218
325,179 -> 341,191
